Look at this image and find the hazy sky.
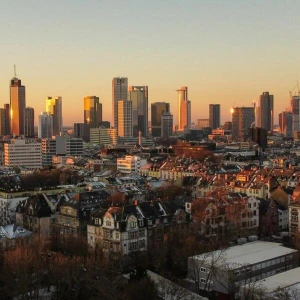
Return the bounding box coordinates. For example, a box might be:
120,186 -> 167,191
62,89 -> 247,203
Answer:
0,0 -> 300,125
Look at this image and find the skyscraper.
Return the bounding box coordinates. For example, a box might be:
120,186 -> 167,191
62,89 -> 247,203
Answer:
279,111 -> 293,137
83,96 -> 102,141
161,112 -> 173,138
255,92 -> 274,132
10,76 -> 26,135
3,104 -> 10,135
38,112 -> 53,139
46,97 -> 62,136
128,86 -> 148,137
24,107 -> 34,137
231,107 -> 255,141
209,104 -> 220,129
0,109 -> 6,136
112,77 -> 128,131
177,86 -> 191,131
151,102 -> 170,137
290,95 -> 300,133
118,100 -> 133,137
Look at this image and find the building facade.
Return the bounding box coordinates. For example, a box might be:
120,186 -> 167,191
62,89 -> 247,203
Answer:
90,128 -> 117,145
177,86 -> 191,131
231,107 -> 255,142
4,138 -> 42,169
209,104 -> 220,130
112,77 -> 128,132
161,111 -> 173,138
290,95 -> 300,133
38,112 -> 53,139
279,111 -> 293,137
255,92 -> 274,132
46,96 -> 63,136
151,102 -> 170,137
129,85 -> 148,137
117,155 -> 145,174
83,96 -> 102,141
10,77 -> 26,136
118,100 -> 133,137
24,107 -> 34,137
41,138 -> 56,166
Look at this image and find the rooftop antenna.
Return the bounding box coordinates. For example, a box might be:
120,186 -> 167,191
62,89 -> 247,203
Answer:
14,65 -> 17,78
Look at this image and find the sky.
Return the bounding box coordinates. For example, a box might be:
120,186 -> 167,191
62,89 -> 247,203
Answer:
0,0 -> 300,126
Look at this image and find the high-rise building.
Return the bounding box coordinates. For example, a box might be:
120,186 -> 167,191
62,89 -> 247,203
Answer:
42,138 -> 56,166
197,119 -> 209,129
38,112 -> 53,139
83,96 -> 102,141
10,77 -> 26,135
177,86 -> 191,131
151,102 -> 170,137
3,104 -> 10,135
209,104 -> 220,130
279,111 -> 293,137
46,97 -> 62,136
112,77 -> 128,131
118,100 -> 133,137
90,128 -> 117,145
290,95 -> 300,133
74,123 -> 84,138
129,86 -> 148,137
0,109 -> 6,136
255,92 -> 274,132
161,112 -> 173,138
24,107 -> 34,137
231,107 -> 255,141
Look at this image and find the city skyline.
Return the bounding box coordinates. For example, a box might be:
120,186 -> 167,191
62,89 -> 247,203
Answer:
1,1 -> 300,125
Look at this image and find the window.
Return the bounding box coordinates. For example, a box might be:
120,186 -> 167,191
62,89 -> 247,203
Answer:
106,220 -> 112,226
200,278 -> 206,284
200,267 -> 207,273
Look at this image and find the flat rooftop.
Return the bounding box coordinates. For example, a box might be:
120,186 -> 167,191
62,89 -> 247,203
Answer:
243,267 -> 300,294
190,241 -> 297,269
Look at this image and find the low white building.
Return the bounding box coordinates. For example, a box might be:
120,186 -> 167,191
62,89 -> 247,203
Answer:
117,155 -> 147,174
4,138 -> 42,169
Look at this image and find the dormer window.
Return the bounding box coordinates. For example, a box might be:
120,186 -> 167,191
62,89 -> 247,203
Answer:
106,220 -> 112,226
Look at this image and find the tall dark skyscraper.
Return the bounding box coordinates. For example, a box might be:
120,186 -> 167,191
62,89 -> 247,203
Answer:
209,104 -> 220,129
3,104 -> 10,135
83,96 -> 102,141
279,111 -> 293,137
24,107 -> 34,137
129,86 -> 148,137
255,92 -> 274,132
231,107 -> 255,141
112,77 -> 128,131
10,76 -> 26,135
151,102 -> 170,137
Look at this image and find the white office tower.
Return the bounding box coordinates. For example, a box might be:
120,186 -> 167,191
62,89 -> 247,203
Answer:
38,112 -> 53,138
4,139 -> 42,169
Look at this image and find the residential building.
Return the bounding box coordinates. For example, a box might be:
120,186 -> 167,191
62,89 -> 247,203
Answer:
188,241 -> 298,299
259,199 -> 279,236
112,77 -> 128,131
289,201 -> 300,245
209,104 -> 220,130
16,193 -> 57,237
117,155 -> 146,174
38,112 -> 53,139
0,224 -> 31,250
41,138 -> 56,166
231,107 -> 255,141
177,86 -> 191,131
161,111 -> 173,138
90,128 -> 117,145
255,92 -> 274,132
4,138 -> 42,169
118,100 -> 133,137
10,76 -> 26,135
46,96 -> 63,136
151,102 -> 170,137
83,96 -> 102,141
279,111 -> 293,137
55,136 -> 83,156
24,107 -> 34,137
129,86 -> 148,137
88,205 -> 147,258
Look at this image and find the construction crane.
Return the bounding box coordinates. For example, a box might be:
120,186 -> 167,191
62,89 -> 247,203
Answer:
289,81 -> 300,97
